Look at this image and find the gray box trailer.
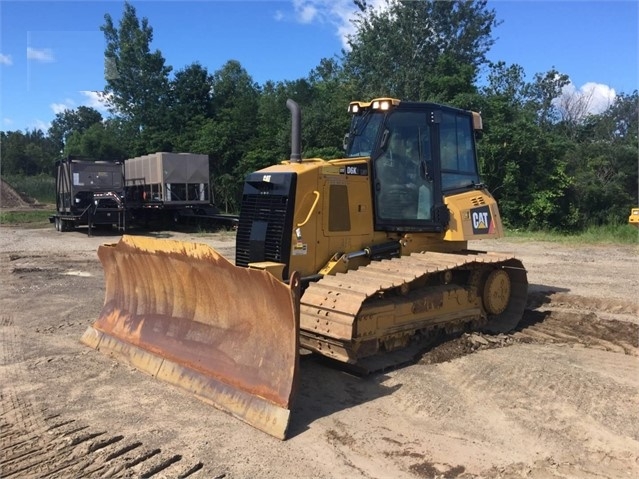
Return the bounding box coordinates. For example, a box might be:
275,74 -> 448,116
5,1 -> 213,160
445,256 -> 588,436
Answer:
124,152 -> 238,229
124,152 -> 210,205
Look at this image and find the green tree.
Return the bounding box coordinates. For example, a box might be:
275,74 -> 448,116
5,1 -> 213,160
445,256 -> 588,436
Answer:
564,91 -> 638,226
477,62 -> 528,195
48,106 -> 103,153
101,1 -> 172,152
478,63 -> 575,230
171,63 -> 214,121
63,122 -> 128,161
0,130 -> 58,175
302,58 -> 354,158
344,0 -> 498,102
238,80 -> 292,174
523,69 -> 570,129
168,63 -> 214,151
190,60 -> 260,207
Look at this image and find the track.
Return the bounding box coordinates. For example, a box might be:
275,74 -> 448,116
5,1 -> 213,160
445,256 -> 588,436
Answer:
300,251 -> 527,364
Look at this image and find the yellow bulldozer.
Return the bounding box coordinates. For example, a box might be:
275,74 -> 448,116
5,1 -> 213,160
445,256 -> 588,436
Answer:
629,207 -> 639,227
82,98 -> 528,439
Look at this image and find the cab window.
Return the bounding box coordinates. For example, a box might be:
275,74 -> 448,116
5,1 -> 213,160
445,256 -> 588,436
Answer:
374,111 -> 433,222
440,112 -> 480,191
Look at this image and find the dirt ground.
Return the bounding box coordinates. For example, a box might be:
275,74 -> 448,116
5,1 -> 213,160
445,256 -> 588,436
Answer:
1,220 -> 638,478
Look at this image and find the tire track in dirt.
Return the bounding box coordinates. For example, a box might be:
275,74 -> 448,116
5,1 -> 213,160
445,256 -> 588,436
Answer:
1,313 -> 59,478
418,293 -> 638,366
0,313 -> 208,479
382,294 -> 639,478
439,345 -> 639,478
388,350 -> 638,478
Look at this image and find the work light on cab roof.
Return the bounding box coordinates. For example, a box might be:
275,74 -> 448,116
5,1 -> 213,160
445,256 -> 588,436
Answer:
348,97 -> 400,113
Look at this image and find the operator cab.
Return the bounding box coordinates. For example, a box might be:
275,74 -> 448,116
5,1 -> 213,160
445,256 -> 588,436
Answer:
345,98 -> 483,233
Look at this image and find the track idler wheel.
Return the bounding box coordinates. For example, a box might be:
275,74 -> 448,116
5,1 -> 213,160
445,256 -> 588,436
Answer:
481,260 -> 528,334
483,269 -> 511,315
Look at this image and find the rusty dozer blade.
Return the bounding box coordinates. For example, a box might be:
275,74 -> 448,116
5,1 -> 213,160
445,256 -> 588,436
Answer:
81,235 -> 301,440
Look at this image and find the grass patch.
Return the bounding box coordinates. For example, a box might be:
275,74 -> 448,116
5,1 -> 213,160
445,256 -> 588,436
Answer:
192,227 -> 237,238
505,224 -> 639,245
0,209 -> 55,227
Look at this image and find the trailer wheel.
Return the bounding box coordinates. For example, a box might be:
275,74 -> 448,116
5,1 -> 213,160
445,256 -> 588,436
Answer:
60,219 -> 74,232
54,216 -> 60,232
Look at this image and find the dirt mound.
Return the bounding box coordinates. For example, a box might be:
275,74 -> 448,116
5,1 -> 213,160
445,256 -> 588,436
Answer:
0,179 -> 34,209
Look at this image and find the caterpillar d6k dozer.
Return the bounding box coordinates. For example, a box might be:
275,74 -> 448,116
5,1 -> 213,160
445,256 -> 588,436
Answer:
82,98 -> 527,439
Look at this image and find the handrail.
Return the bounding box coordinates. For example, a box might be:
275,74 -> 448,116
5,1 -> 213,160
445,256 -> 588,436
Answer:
296,190 -> 320,227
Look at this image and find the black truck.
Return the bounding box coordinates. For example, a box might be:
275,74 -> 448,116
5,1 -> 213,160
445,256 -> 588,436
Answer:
50,156 -> 126,232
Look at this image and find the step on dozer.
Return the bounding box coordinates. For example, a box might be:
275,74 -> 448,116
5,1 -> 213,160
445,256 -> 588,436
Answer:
81,235 -> 301,439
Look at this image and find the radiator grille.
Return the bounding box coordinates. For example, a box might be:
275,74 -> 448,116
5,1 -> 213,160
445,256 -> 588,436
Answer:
236,194 -> 290,267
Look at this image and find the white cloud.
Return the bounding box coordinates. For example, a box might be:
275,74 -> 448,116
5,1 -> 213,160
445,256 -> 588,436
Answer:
297,4 -> 318,24
556,81 -> 616,121
3,118 -> 14,126
580,82 -> 616,114
50,99 -> 76,115
0,53 -> 12,66
290,0 -> 390,49
27,47 -> 55,62
48,92 -> 110,122
80,90 -> 111,113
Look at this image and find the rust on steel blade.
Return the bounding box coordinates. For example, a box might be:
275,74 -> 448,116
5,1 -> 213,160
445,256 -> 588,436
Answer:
81,235 -> 300,439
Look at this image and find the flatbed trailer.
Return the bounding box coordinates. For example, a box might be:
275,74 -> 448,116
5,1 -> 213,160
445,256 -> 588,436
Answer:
51,154 -> 238,234
171,204 -> 239,230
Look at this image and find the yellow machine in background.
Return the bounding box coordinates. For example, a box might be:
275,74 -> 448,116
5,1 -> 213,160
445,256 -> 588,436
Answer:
629,207 -> 639,227
82,98 -> 528,439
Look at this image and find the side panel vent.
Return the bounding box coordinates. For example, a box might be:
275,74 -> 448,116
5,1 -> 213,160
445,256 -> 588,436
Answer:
471,196 -> 486,207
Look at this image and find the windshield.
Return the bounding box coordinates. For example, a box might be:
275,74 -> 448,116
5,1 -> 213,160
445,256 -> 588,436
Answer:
346,111 -> 384,157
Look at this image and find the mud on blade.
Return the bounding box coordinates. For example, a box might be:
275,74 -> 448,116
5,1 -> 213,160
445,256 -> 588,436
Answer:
81,235 -> 300,440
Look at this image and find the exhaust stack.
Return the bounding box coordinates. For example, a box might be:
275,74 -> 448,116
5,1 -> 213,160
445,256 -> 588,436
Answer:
286,99 -> 301,163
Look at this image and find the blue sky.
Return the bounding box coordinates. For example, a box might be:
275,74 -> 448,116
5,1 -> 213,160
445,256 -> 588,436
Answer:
1,0 -> 637,133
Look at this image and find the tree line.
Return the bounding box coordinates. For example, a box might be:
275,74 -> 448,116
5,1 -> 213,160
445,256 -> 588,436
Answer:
1,0 -> 637,230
